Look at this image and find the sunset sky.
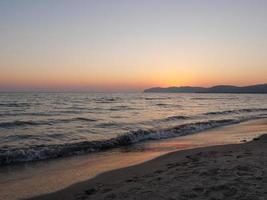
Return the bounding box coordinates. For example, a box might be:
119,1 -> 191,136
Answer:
0,0 -> 267,92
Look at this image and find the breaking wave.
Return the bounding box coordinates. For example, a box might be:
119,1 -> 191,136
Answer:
0,117 -> 258,166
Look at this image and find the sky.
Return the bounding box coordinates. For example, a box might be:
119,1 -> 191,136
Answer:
0,0 -> 267,92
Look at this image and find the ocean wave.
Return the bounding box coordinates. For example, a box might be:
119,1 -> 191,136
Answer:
145,97 -> 171,100
191,97 -> 239,100
3,134 -> 35,140
162,115 -> 190,121
108,106 -> 134,111
155,103 -> 172,107
204,108 -> 267,115
66,106 -> 86,110
0,120 -> 42,128
95,122 -> 119,128
94,97 -> 122,103
73,117 -> 97,122
0,112 -> 56,117
0,118 -> 249,165
0,102 -> 31,107
0,117 -> 97,129
59,117 -> 97,123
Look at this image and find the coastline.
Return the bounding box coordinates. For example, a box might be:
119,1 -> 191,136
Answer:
29,134 -> 267,199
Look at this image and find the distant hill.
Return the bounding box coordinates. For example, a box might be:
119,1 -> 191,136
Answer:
144,83 -> 267,94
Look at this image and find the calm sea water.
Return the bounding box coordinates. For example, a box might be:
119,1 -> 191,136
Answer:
0,92 -> 267,165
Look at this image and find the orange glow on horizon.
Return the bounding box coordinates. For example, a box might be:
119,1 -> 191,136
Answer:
1,69 -> 266,92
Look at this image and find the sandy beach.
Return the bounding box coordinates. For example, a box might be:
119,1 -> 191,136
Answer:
1,1 -> 267,199
30,133 -> 267,200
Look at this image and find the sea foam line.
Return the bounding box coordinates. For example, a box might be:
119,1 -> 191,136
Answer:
1,116 -> 265,166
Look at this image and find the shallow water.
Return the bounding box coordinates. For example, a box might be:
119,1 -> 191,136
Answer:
0,92 -> 267,165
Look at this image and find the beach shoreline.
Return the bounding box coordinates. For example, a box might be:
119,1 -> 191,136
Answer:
0,118 -> 266,200
29,133 -> 267,200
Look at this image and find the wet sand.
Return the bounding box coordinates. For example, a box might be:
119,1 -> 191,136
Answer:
29,123 -> 267,200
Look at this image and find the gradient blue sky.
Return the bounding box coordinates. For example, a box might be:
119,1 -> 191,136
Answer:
0,0 -> 267,91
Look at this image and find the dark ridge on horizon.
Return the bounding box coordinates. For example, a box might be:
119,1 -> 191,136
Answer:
144,83 -> 267,94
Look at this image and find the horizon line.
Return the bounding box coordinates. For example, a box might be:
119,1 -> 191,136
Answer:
1,83 -> 266,93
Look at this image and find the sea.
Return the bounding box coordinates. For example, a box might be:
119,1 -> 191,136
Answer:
0,92 -> 267,166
